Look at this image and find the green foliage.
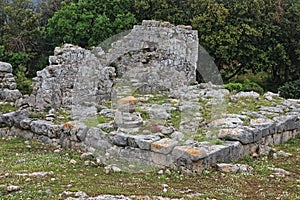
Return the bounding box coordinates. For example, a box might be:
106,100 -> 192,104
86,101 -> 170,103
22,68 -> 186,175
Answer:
0,103 -> 17,113
224,83 -> 243,92
15,65 -> 33,95
278,79 -> 300,99
224,80 -> 264,94
46,0 -> 137,47
241,79 -> 264,94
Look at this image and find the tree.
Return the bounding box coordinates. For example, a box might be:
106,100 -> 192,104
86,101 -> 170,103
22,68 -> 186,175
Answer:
46,0 -> 137,48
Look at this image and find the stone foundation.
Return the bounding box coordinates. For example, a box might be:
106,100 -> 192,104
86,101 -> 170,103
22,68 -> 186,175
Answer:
0,110 -> 299,173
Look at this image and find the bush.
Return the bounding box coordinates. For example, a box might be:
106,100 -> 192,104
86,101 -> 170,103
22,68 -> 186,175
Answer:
241,79 -> 264,94
224,79 -> 264,94
278,79 -> 300,99
224,83 -> 243,92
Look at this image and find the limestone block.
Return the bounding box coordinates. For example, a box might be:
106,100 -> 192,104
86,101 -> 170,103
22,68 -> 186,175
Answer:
127,135 -> 161,150
108,131 -> 129,146
218,128 -> 254,144
151,138 -> 178,154
172,145 -> 207,161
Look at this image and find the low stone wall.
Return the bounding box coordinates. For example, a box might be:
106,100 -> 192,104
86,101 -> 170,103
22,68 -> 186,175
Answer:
0,110 -> 299,173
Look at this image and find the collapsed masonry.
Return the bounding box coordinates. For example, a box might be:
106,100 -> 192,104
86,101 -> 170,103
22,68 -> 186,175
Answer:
0,20 -> 299,173
26,20 -> 198,114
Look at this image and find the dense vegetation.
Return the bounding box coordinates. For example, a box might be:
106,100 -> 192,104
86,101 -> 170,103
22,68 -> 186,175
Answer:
0,0 -> 299,94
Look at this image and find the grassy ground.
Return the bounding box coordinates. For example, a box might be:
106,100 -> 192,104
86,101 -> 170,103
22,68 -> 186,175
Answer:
0,137 -> 299,200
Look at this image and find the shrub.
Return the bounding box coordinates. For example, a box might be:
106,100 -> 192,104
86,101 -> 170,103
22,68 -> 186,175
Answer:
224,83 -> 243,92
241,79 -> 264,94
224,80 -> 264,94
278,79 -> 300,99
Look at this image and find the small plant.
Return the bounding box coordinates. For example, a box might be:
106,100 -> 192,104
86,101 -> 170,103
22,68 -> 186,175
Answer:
278,79 -> 300,99
224,83 -> 243,92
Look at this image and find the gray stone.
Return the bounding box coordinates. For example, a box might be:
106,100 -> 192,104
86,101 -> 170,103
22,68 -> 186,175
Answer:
172,145 -> 207,161
30,120 -> 61,138
233,91 -> 260,100
149,105 -> 170,120
218,128 -> 254,144
0,61 -> 12,73
84,127 -> 111,151
151,138 -> 178,154
170,131 -> 185,141
108,131 -> 129,146
215,163 -> 253,173
209,118 -> 243,128
0,89 -> 22,101
128,135 -> 161,150
263,91 -> 279,101
260,106 -> 284,114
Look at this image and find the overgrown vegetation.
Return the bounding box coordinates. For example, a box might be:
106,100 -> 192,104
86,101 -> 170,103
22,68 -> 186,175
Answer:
0,137 -> 298,199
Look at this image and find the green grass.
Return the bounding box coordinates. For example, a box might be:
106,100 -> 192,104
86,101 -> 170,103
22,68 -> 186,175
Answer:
0,103 -> 17,113
0,137 -> 299,199
83,115 -> 113,128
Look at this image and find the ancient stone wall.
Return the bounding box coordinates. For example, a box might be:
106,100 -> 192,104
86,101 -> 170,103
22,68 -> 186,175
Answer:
107,20 -> 198,92
28,44 -> 115,118
29,20 -> 199,111
0,62 -> 22,101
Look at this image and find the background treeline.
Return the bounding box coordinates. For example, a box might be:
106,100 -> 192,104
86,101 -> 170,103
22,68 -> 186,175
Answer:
0,0 -> 299,95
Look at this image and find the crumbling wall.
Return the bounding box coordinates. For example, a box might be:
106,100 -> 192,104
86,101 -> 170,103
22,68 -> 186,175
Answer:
107,20 -> 199,92
0,62 -> 22,101
29,44 -> 115,114
29,20 -> 199,111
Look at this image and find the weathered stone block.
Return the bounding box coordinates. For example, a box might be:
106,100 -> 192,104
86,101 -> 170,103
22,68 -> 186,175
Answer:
172,145 -> 207,161
218,128 -> 254,144
108,131 -> 129,146
151,138 -> 178,154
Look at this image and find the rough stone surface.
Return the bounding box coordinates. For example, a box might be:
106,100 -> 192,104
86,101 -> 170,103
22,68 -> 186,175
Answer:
0,61 -> 22,101
108,20 -> 198,92
29,44 -> 114,112
151,138 -> 178,154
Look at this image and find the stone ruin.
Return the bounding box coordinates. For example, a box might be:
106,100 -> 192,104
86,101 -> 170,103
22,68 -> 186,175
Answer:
0,20 -> 299,173
0,62 -> 22,102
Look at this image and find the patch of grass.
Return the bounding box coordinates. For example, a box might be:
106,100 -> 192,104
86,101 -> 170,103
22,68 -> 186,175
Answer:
0,103 -> 17,113
0,137 -> 299,199
83,115 -> 113,128
29,112 -> 47,120
143,94 -> 169,105
53,109 -> 72,124
168,109 -> 181,129
136,107 -> 149,120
